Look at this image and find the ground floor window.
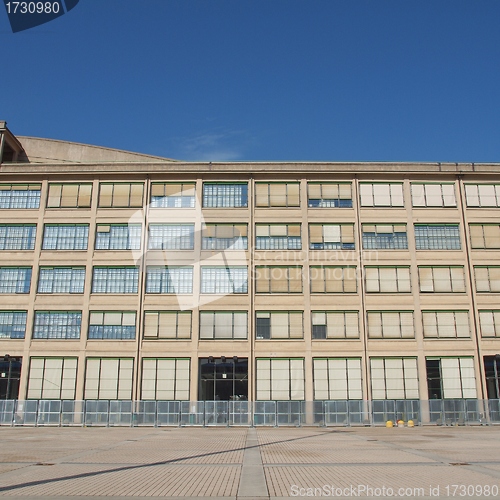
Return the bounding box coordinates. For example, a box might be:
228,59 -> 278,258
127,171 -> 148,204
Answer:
426,357 -> 477,399
313,358 -> 362,400
256,358 -> 304,400
370,358 -> 419,399
84,358 -> 133,400
27,357 -> 76,399
141,358 -> 190,400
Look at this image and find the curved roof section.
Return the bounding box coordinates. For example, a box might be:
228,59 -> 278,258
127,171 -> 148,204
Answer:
16,136 -> 178,164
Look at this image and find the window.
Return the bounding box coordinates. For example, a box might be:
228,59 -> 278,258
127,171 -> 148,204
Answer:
255,224 -> 301,250
47,183 -> 92,208
359,183 -> 404,207
201,267 -> 248,294
311,311 -> 359,339
33,311 -> 82,339
150,182 -> 195,208
0,311 -> 27,339
475,266 -> 500,292
148,224 -> 194,250
422,311 -> 470,338
202,183 -> 248,208
92,267 -> 139,294
98,183 -> 144,208
478,310 -> 500,338
309,224 -> 355,250
255,311 -> 303,339
27,358 -> 77,399
0,224 -> 36,250
367,311 -> 414,339
426,357 -> 476,399
84,358 -> 133,400
418,266 -> 465,293
0,267 -> 31,293
202,224 -> 247,250
414,224 -> 461,250
310,266 -> 357,293
465,184 -> 500,208
145,266 -> 193,294
142,358 -> 190,400
484,356 -> 500,399
362,224 -> 408,250
42,224 -> 89,250
313,358 -> 362,400
255,266 -> 302,293
307,182 -> 352,208
0,184 -> 41,209
370,358 -> 419,399
143,311 -> 192,339
255,182 -> 300,207
469,224 -> 500,249
365,267 -> 410,293
88,311 -> 136,340
95,224 -> 142,250
256,358 -> 305,400
199,311 -> 247,339
37,267 -> 85,294
411,183 -> 456,207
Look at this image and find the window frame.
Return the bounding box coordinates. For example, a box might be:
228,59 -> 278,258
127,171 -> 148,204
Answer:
98,182 -> 144,208
309,223 -> 355,250
88,311 -> 137,340
42,224 -> 89,251
46,183 -> 93,209
255,182 -> 300,208
37,266 -> 86,294
0,224 -> 36,250
199,311 -> 248,340
32,310 -> 82,340
202,182 -> 248,208
414,224 -> 461,251
143,310 -> 192,339
361,224 -> 408,250
255,266 -> 303,294
307,182 -> 353,208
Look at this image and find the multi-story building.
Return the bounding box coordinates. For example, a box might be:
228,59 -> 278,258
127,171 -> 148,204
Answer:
1,120 -> 499,424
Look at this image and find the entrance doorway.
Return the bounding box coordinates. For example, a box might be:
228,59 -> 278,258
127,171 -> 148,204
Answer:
199,357 -> 248,401
0,356 -> 21,400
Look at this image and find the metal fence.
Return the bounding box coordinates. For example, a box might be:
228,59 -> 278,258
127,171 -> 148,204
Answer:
0,399 -> 498,427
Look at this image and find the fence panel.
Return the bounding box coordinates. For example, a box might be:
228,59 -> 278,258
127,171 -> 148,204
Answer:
62,400 -> 84,426
229,401 -> 250,426
85,400 -> 109,426
180,401 -> 204,426
254,401 -> 276,426
205,401 -> 228,426
488,399 -> 500,423
0,400 -> 15,426
109,401 -> 133,426
135,401 -> 157,426
157,401 -> 181,426
37,400 -> 62,426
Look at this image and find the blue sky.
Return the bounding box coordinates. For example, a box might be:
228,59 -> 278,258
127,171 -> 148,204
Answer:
1,1 -> 500,162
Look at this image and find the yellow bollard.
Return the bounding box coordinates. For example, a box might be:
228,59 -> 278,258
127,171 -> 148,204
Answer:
386,420 -> 393,428
407,420 -> 414,427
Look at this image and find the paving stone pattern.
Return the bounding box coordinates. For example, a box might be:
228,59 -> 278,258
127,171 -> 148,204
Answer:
0,426 -> 498,498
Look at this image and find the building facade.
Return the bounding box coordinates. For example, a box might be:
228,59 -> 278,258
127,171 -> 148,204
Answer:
1,122 -> 499,423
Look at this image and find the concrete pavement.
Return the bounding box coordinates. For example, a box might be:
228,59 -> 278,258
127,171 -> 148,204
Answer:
0,425 -> 498,498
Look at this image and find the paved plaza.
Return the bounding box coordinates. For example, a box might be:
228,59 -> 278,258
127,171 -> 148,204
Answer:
0,425 -> 498,499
